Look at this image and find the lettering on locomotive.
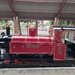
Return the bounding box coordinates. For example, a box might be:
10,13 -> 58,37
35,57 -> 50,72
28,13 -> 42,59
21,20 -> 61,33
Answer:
26,45 -> 39,48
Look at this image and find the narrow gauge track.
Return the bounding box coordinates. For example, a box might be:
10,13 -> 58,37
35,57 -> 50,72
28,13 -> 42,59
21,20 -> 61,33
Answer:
0,61 -> 75,68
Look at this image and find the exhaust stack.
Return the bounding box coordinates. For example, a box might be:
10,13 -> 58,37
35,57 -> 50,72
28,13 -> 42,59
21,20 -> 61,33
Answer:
6,23 -> 10,35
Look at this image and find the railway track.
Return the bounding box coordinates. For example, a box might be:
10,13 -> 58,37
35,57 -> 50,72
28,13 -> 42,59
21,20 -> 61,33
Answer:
0,61 -> 75,68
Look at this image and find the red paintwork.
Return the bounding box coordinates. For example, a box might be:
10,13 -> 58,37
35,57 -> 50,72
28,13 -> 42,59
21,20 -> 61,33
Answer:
55,30 -> 62,43
10,42 -> 53,54
14,59 -> 18,64
10,36 -> 53,54
4,60 -> 10,64
29,28 -> 37,36
12,36 -> 25,42
10,26 -> 67,61
54,44 -> 66,60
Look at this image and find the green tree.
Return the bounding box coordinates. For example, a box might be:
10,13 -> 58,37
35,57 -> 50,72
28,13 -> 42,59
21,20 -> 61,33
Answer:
0,20 -> 8,29
20,20 -> 35,27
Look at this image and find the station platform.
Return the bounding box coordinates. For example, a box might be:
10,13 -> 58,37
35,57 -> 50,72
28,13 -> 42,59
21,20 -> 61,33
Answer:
0,67 -> 75,75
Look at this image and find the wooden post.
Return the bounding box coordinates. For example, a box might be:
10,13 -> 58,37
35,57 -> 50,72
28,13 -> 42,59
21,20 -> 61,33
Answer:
54,17 -> 59,26
6,22 -> 10,35
41,20 -> 44,30
13,16 -> 20,35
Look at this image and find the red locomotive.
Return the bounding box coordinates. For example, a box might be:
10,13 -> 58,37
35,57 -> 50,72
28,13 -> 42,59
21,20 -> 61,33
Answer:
0,25 -> 75,66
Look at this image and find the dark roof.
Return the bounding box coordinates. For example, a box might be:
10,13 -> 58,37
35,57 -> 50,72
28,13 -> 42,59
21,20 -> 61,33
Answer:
0,0 -> 75,20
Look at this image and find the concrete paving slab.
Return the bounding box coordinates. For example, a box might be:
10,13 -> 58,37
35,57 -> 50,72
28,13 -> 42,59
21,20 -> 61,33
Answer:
0,67 -> 75,75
